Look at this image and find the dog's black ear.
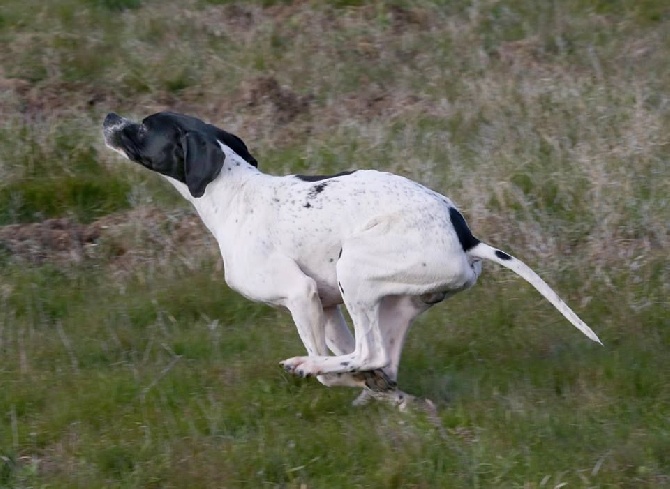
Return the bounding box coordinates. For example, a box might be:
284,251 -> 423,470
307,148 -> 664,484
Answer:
181,131 -> 225,198
218,131 -> 258,168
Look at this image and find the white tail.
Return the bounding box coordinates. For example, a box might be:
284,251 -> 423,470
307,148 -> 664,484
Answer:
468,242 -> 602,345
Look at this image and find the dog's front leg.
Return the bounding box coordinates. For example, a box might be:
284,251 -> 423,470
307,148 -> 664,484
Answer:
281,247 -> 391,378
281,277 -> 329,361
272,257 -> 328,356
229,255 -> 329,361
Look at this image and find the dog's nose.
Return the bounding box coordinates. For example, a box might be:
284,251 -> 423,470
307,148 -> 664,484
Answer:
104,112 -> 123,127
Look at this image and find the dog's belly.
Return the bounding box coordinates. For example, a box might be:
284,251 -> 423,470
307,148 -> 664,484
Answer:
288,243 -> 344,307
315,281 -> 343,307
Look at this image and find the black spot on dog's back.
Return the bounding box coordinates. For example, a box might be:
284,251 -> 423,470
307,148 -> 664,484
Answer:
295,170 -> 356,182
307,182 -> 329,201
302,176 -> 344,207
449,207 -> 480,252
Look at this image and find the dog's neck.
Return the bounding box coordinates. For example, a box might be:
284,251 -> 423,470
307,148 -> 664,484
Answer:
163,143 -> 263,239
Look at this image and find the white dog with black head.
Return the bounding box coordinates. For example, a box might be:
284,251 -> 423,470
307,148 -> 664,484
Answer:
103,112 -> 601,406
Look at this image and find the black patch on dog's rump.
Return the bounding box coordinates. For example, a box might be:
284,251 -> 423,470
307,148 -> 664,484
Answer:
495,249 -> 512,260
294,170 -> 356,182
449,207 -> 480,252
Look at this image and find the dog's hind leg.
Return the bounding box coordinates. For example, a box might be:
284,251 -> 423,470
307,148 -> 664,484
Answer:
348,296 -> 426,396
318,295 -> 429,403
351,295 -> 451,409
316,305 -> 396,390
316,305 -> 362,388
377,295 -> 428,383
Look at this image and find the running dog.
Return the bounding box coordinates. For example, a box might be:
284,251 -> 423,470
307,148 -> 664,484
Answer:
102,111 -> 601,404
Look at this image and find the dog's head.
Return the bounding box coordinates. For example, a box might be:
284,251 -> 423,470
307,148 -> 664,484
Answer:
102,112 -> 258,198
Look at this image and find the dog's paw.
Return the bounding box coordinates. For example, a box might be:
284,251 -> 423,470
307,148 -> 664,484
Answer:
280,356 -> 322,378
352,370 -> 397,392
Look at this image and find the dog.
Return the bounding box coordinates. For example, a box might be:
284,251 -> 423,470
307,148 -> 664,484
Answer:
103,111 -> 601,405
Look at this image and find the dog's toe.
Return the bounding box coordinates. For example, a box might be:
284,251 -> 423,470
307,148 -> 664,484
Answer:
280,361 -> 296,374
280,356 -> 320,378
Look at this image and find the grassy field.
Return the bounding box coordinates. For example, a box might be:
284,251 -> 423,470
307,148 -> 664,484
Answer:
0,0 -> 669,487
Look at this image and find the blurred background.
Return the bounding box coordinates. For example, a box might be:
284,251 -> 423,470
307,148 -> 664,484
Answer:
0,0 -> 668,487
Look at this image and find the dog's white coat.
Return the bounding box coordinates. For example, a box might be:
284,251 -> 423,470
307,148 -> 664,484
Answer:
157,140 -> 601,390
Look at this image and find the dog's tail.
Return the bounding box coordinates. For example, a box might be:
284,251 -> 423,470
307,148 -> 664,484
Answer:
467,242 -> 603,345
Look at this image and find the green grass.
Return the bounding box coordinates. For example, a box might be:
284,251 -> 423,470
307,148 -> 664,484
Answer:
0,119 -> 134,224
0,0 -> 669,487
0,259 -> 667,488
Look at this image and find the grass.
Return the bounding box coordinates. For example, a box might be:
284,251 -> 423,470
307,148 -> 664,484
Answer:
0,0 -> 669,487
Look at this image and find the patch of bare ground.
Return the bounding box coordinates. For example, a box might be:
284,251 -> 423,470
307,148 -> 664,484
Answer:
495,37 -> 558,75
326,85 -> 425,123
0,207 -> 216,272
0,217 -> 98,265
0,67 -> 118,117
241,75 -> 313,124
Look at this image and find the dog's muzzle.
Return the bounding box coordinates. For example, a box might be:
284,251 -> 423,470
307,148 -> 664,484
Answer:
102,112 -> 133,152
104,111 -> 123,125
103,112 -> 131,133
